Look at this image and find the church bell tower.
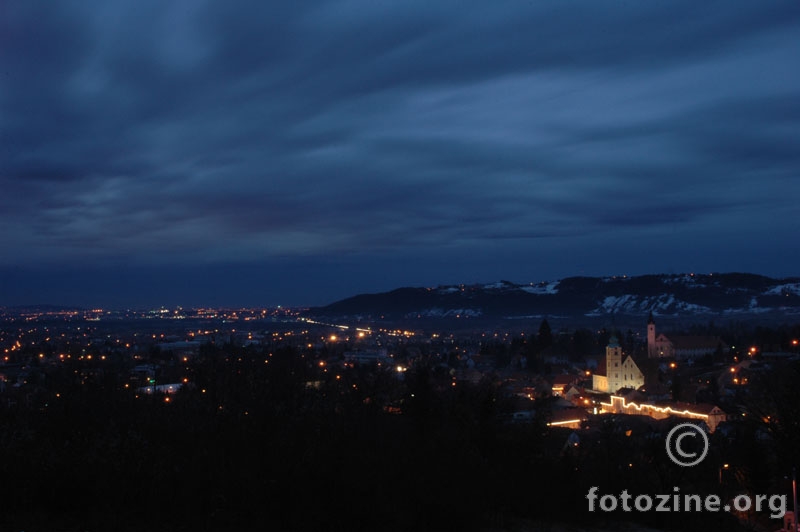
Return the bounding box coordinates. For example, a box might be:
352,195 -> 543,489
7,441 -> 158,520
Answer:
647,312 -> 656,358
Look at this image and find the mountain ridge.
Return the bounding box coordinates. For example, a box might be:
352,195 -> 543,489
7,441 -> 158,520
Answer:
308,272 -> 800,321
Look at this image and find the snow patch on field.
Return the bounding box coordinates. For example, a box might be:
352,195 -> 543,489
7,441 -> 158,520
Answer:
589,294 -> 712,315
764,283 -> 800,296
520,281 -> 560,295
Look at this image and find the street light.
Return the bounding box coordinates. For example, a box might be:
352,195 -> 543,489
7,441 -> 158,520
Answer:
719,463 -> 729,485
793,467 -> 798,532
785,468 -> 798,532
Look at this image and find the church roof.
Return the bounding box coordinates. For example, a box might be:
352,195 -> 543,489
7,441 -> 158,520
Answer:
666,335 -> 726,350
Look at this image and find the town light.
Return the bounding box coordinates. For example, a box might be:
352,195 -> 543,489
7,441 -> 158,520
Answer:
720,463 -> 729,484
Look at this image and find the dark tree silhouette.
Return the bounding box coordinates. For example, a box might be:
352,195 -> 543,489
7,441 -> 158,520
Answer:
538,319 -> 553,349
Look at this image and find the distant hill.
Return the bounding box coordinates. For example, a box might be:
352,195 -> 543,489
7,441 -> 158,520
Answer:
0,304 -> 85,313
307,273 -> 800,322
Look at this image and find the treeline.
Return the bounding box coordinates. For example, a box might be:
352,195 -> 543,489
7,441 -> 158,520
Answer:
480,320 -> 627,369
684,320 -> 800,353
480,319 -> 800,371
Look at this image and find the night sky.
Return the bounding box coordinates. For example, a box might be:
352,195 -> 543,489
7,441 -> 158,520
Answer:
2,1 -> 799,309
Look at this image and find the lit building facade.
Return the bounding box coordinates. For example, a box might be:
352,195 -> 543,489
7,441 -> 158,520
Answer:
593,336 -> 645,394
601,395 -> 727,432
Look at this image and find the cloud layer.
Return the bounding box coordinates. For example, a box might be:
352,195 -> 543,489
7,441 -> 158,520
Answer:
1,1 -> 799,306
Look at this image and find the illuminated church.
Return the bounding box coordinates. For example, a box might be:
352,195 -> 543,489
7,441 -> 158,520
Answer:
647,312 -> 727,359
592,335 -> 645,394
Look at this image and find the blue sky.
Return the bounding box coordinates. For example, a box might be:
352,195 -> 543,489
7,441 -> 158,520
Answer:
1,1 -> 799,308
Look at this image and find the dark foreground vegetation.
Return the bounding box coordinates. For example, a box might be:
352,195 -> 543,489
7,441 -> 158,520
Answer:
0,338 -> 798,531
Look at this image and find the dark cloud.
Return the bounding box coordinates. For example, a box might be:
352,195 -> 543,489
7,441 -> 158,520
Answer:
1,0 -> 799,306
